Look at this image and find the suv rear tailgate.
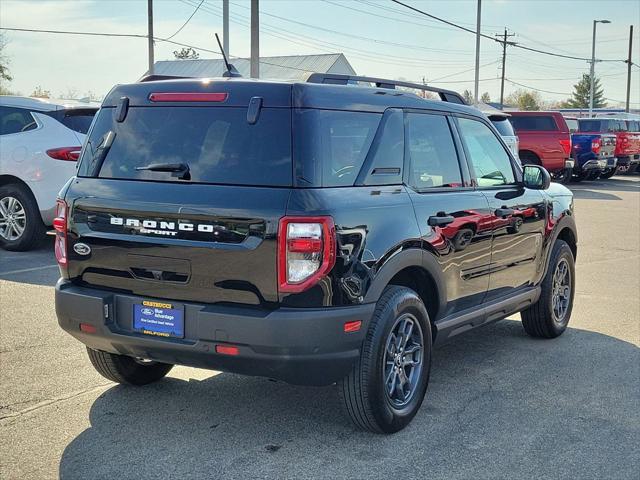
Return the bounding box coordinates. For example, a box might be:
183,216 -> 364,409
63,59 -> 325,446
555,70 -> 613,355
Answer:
65,178 -> 287,306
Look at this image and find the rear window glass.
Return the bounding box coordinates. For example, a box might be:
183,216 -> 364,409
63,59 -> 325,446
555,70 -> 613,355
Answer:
60,109 -> 97,134
490,117 -> 515,137
78,107 -> 292,186
578,119 -> 603,132
565,118 -> 578,133
510,115 -> 557,131
294,109 -> 380,187
579,119 -> 628,132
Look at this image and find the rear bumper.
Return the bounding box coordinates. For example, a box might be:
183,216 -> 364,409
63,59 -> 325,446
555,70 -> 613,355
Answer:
579,159 -> 608,171
55,280 -> 375,386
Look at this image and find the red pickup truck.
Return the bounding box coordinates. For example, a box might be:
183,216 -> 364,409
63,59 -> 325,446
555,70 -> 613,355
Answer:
509,111 -> 573,183
577,117 -> 640,173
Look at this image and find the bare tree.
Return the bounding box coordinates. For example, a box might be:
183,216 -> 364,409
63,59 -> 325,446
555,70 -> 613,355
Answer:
31,86 -> 51,98
173,47 -> 199,59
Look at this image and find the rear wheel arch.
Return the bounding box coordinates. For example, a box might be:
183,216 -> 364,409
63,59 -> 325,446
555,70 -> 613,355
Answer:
556,226 -> 577,260
519,150 -> 541,165
364,249 -> 446,329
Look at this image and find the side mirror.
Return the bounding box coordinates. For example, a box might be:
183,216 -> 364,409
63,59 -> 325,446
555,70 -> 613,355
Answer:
522,164 -> 551,190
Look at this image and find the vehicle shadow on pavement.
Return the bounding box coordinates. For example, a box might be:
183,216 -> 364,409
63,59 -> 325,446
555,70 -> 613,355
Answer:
58,320 -> 639,480
567,189 -> 622,201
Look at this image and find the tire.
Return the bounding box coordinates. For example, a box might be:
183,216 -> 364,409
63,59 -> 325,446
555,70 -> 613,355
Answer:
599,168 -> 616,179
87,347 -> 173,385
521,240 -> 575,339
552,168 -> 572,184
339,286 -> 432,433
452,227 -> 474,251
0,183 -> 45,251
572,169 -> 589,182
587,170 -> 601,180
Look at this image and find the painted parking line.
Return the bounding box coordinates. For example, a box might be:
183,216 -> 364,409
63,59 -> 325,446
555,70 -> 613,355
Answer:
0,264 -> 59,276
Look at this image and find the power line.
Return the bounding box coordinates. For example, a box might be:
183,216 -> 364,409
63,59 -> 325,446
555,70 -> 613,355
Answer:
164,0 -> 204,41
390,0 -> 626,63
0,26 -> 317,74
181,0 -> 475,67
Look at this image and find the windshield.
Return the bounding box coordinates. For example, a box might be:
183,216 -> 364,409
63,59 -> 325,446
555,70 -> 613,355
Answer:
77,106 -> 292,186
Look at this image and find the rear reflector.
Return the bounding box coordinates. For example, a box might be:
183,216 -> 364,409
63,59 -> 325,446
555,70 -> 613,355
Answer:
215,345 -> 239,356
344,320 -> 362,333
149,92 -> 228,102
80,323 -> 97,334
46,147 -> 82,161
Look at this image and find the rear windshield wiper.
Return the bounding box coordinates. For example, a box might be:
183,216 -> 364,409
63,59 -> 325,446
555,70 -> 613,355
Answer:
89,130 -> 116,177
136,162 -> 191,180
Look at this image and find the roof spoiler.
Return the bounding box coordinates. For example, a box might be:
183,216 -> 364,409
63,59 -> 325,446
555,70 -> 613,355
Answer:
306,73 -> 467,105
138,75 -> 193,83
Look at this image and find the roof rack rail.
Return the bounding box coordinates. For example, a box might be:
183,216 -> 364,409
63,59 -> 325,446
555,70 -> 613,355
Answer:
138,75 -> 193,83
306,73 -> 467,105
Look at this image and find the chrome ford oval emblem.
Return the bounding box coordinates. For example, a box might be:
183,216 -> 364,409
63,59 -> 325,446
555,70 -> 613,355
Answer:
73,243 -> 91,255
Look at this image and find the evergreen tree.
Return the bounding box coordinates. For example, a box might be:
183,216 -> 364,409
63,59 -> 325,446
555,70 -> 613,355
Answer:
565,73 -> 606,108
480,92 -> 491,103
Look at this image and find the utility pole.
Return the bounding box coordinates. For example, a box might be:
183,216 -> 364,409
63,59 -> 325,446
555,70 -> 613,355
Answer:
589,19 -> 611,117
250,0 -> 259,78
473,0 -> 481,103
147,0 -> 154,75
625,25 -> 633,113
223,0 -> 229,55
496,29 -> 516,108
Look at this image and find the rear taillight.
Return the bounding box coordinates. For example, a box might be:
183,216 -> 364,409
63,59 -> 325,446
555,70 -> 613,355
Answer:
278,216 -> 336,293
591,139 -> 601,154
53,199 -> 68,269
46,147 -> 82,161
559,138 -> 571,156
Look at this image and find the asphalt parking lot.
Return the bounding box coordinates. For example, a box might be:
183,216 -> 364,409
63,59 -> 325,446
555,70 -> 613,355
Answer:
1,177 -> 639,480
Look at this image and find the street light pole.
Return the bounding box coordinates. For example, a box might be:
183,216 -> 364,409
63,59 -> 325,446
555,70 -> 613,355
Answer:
473,0 -> 481,104
147,0 -> 154,75
589,19 -> 611,117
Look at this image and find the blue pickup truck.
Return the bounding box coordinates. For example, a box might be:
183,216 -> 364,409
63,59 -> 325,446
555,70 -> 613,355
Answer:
569,128 -> 617,181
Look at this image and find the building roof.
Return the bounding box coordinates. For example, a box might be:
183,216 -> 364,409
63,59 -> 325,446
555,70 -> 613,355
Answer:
148,53 -> 356,81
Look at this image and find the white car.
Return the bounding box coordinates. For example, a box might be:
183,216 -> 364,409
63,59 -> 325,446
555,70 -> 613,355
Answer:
0,96 -> 98,250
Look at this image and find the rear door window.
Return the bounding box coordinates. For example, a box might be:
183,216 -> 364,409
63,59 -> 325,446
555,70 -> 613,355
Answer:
78,107 -> 292,186
0,107 -> 38,135
405,113 -> 463,189
627,120 -> 640,132
510,115 -> 557,131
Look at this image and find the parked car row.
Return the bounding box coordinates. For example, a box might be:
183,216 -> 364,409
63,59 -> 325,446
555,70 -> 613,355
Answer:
490,110 -> 640,183
0,96 -> 99,251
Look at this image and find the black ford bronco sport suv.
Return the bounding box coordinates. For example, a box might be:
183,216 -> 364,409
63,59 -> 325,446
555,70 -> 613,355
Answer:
55,73 -> 577,433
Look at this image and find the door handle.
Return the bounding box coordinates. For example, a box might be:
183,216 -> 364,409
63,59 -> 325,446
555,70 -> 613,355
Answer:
428,213 -> 455,227
495,207 -> 515,218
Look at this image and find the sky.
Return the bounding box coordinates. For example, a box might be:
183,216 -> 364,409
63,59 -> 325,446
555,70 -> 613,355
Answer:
1,0 -> 639,106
